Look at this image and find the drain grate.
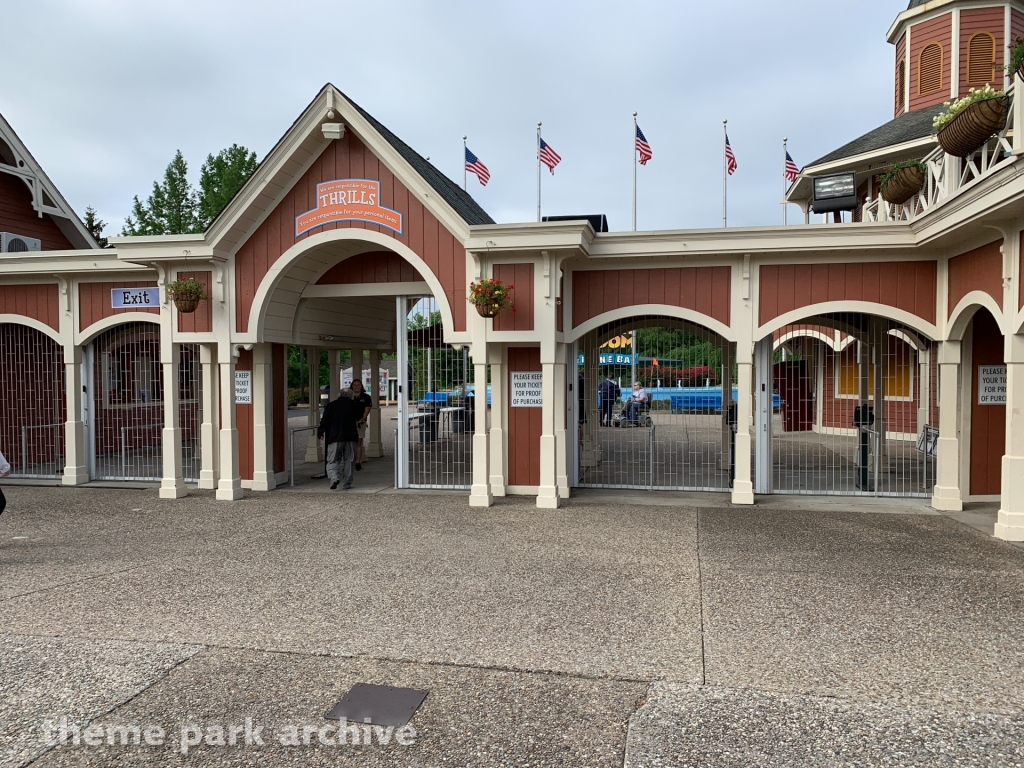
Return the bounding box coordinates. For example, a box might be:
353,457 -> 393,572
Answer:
324,683 -> 428,727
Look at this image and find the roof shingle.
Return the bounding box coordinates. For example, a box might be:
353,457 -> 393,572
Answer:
808,104 -> 943,167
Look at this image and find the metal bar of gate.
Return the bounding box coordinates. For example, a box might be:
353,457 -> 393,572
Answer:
121,423 -> 162,481
20,424 -> 62,476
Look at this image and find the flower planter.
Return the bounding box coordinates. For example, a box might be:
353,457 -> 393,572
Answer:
881,165 -> 925,205
474,303 -> 502,318
173,297 -> 201,313
936,97 -> 1008,157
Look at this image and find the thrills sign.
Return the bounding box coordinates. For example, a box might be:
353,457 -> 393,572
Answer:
295,179 -> 403,237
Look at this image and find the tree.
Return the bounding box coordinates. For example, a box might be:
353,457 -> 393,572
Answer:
121,150 -> 200,235
83,206 -> 108,247
199,144 -> 258,228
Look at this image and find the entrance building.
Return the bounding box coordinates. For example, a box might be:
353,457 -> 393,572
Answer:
3,0 -> 1024,542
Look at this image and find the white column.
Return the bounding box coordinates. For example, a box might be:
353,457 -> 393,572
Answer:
216,352 -> 242,500
61,344 -> 89,485
367,349 -> 383,458
536,348 -> 560,508
932,340 -> 963,511
732,341 -> 755,504
469,358 -> 492,507
198,343 -> 218,489
554,345 -> 569,499
995,334 -> 1024,540
159,342 -> 186,499
304,346 -> 322,462
351,348 -> 365,391
328,349 -> 340,401
488,344 -> 506,496
251,343 -> 275,491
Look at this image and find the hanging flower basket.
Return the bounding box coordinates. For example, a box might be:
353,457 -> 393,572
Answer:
475,303 -> 502,318
879,161 -> 925,205
173,297 -> 201,313
468,277 -> 514,319
934,88 -> 1008,157
166,278 -> 209,314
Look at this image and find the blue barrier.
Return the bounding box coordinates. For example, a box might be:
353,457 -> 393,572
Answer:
424,386 -> 493,406
611,386 -> 781,412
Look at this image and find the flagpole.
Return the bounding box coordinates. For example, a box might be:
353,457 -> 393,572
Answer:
722,120 -> 728,228
782,138 -> 788,226
463,136 -> 467,191
537,122 -> 542,223
632,112 -> 637,232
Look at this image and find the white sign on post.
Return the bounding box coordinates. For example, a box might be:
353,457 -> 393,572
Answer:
978,365 -> 1006,405
111,287 -> 160,308
510,372 -> 543,407
235,370 -> 252,404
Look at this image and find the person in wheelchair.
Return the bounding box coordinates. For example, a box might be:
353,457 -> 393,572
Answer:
625,381 -> 649,425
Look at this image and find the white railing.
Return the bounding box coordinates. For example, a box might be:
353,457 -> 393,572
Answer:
861,82 -> 1020,223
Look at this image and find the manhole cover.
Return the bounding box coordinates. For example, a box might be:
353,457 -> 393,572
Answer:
324,683 -> 428,727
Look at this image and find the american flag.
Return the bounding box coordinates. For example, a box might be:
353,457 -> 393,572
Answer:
465,147 -> 490,186
539,138 -> 561,174
635,124 -> 652,165
784,151 -> 799,182
725,134 -> 737,175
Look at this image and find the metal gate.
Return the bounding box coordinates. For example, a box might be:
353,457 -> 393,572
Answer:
0,323 -> 66,478
766,315 -> 937,497
90,322 -> 201,482
396,296 -> 475,489
575,318 -> 735,492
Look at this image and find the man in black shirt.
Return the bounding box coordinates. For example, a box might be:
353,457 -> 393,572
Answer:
317,388 -> 360,490
597,374 -> 620,427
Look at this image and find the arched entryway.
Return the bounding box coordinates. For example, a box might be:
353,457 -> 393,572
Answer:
571,314 -> 736,492
761,312 -> 938,497
0,322 -> 66,478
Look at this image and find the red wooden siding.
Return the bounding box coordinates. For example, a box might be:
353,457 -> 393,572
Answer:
234,131 -> 467,333
1013,8 -> 1024,47
176,271 -> 212,333
758,261 -> 937,327
79,281 -> 159,333
959,7 -> 1005,94
507,347 -> 542,487
493,263 -> 534,331
571,266 -> 730,330
948,239 -> 1002,317
273,343 -> 286,474
0,283 -> 60,330
236,348 -> 254,481
0,172 -> 75,250
970,309 -> 1004,495
895,33 -> 907,116
909,12 -> 953,111
316,250 -> 420,284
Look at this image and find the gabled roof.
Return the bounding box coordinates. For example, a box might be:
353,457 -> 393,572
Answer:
345,93 -> 493,227
0,112 -> 98,249
807,104 -> 943,168
206,84 -> 492,253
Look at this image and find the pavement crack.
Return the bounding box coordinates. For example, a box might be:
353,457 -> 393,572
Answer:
0,564 -> 148,602
696,507 -> 706,686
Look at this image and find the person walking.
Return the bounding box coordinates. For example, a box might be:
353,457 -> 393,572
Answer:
0,447 -> 9,515
350,378 -> 373,471
598,374 -> 620,426
317,388 -> 360,490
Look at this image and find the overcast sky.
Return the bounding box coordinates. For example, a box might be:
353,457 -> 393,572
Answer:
4,0 -> 908,235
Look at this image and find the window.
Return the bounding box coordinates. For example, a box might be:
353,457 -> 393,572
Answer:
966,32 -> 996,86
835,342 -> 913,400
918,43 -> 944,95
895,59 -> 906,113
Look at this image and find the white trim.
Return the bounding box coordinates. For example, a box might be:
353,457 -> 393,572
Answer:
947,290 -> 1005,340
567,304 -> 736,343
758,301 -> 939,344
952,7 -> 961,99
246,228 -> 458,343
0,314 -> 62,343
506,484 -> 540,495
77,313 -> 161,346
301,281 -> 430,298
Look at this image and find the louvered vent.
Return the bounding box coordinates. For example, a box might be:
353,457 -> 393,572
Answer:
967,32 -> 996,86
895,60 -> 906,113
919,43 -> 944,95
